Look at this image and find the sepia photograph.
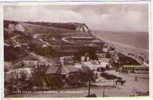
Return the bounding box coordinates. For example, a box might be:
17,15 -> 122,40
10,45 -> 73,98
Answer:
4,3 -> 149,97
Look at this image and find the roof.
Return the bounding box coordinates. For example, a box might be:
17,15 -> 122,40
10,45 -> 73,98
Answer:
123,65 -> 148,68
81,61 -> 107,70
46,65 -> 80,74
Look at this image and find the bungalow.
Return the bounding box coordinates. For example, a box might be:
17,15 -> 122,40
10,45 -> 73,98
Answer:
121,65 -> 149,74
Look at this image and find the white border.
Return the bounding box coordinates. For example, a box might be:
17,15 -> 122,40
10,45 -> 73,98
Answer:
0,0 -> 151,2
0,3 -> 4,100
0,1 -> 152,100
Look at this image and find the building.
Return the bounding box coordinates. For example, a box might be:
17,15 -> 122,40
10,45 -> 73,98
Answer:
121,65 -> 149,74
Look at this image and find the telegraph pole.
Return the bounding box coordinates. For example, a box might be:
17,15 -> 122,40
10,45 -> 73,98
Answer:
88,79 -> 91,96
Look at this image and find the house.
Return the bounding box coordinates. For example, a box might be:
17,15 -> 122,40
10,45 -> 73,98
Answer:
121,65 -> 149,74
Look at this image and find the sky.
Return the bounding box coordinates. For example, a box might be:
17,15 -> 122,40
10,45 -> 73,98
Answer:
4,4 -> 148,32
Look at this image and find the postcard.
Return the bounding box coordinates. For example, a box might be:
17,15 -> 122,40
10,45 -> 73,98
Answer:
0,1 -> 151,100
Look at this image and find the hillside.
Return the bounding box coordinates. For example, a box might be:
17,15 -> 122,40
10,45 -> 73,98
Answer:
4,20 -> 104,63
4,20 -> 142,66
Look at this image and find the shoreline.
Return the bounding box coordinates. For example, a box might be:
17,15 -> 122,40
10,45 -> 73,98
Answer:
94,34 -> 149,63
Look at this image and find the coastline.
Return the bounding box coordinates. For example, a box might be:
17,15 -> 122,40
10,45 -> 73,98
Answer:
94,33 -> 149,64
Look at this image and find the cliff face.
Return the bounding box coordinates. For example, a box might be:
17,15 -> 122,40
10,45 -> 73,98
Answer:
4,20 -> 105,63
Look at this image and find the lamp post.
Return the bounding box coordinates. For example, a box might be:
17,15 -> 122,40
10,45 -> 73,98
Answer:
88,79 -> 91,96
103,87 -> 105,97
